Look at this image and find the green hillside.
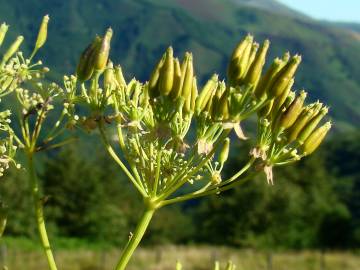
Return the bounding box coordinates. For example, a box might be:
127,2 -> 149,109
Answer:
0,0 -> 359,130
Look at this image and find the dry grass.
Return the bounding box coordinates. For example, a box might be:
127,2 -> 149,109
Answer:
1,245 -> 359,270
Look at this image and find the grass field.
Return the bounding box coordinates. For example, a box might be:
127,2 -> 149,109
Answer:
0,243 -> 359,270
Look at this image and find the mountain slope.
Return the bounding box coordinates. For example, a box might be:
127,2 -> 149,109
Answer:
0,0 -> 359,130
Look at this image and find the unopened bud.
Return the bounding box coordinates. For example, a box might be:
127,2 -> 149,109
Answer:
149,55 -> 165,98
271,78 -> 294,116
2,36 -> 24,63
181,53 -> 194,101
159,47 -> 174,96
245,39 -> 270,86
219,138 -> 230,165
94,28 -> 113,71
0,23 -> 9,47
297,106 -> 329,144
227,35 -> 253,84
279,90 -> 307,130
104,61 -> 115,89
254,58 -> 284,99
170,57 -> 182,100
302,122 -> 331,155
76,36 -> 101,82
35,15 -> 49,50
287,106 -> 314,143
114,65 -> 126,87
190,77 -> 198,112
195,74 -> 218,113
268,55 -> 301,98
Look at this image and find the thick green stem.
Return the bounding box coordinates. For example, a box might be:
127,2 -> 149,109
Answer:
27,153 -> 58,270
115,208 -> 155,270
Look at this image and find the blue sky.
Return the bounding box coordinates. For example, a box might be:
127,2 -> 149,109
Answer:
277,0 -> 360,23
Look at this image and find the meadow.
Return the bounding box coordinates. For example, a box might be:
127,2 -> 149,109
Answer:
1,243 -> 359,270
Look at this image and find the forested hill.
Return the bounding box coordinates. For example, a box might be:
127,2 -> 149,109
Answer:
0,0 -> 359,130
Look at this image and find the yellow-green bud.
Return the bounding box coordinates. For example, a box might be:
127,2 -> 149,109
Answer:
282,51 -> 290,62
2,36 -> 24,63
254,58 -> 284,99
235,38 -> 253,82
170,57 -> 182,100
114,65 -> 126,87
195,74 -> 218,113
104,61 -> 115,89
94,28 -> 113,71
270,78 -> 294,118
35,15 -> 49,50
0,23 -> 9,47
245,39 -> 270,86
219,138 -> 230,165
302,122 -> 331,155
181,53 -> 194,101
76,36 -> 101,82
246,42 -> 259,72
279,90 -> 307,130
227,35 -> 253,84
159,46 -> 174,96
287,106 -> 314,143
149,54 -> 165,94
190,77 -> 198,112
268,55 -> 301,98
297,106 -> 329,144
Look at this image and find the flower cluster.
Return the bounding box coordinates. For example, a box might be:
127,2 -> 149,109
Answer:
70,30 -> 331,208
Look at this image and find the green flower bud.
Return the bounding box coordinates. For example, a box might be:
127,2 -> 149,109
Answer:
114,65 -> 126,87
268,55 -> 301,98
279,90 -> 307,130
227,35 -> 253,84
195,74 -> 218,114
149,54 -> 165,94
302,122 -> 331,155
190,77 -> 198,112
219,138 -> 230,165
0,23 -> 9,47
254,58 -> 284,99
170,57 -> 182,100
159,47 -> 174,96
181,53 -> 194,101
35,15 -> 49,50
2,35 -> 24,63
282,51 -> 290,62
94,28 -> 113,71
297,106 -> 329,144
287,106 -> 314,143
245,39 -> 270,86
234,38 -> 253,82
244,42 -> 259,75
104,61 -> 115,89
76,36 -> 101,82
271,78 -> 294,116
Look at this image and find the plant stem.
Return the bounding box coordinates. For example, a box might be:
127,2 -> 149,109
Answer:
27,153 -> 58,270
115,208 -> 155,270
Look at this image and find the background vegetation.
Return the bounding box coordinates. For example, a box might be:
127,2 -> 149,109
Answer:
0,0 -> 359,268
